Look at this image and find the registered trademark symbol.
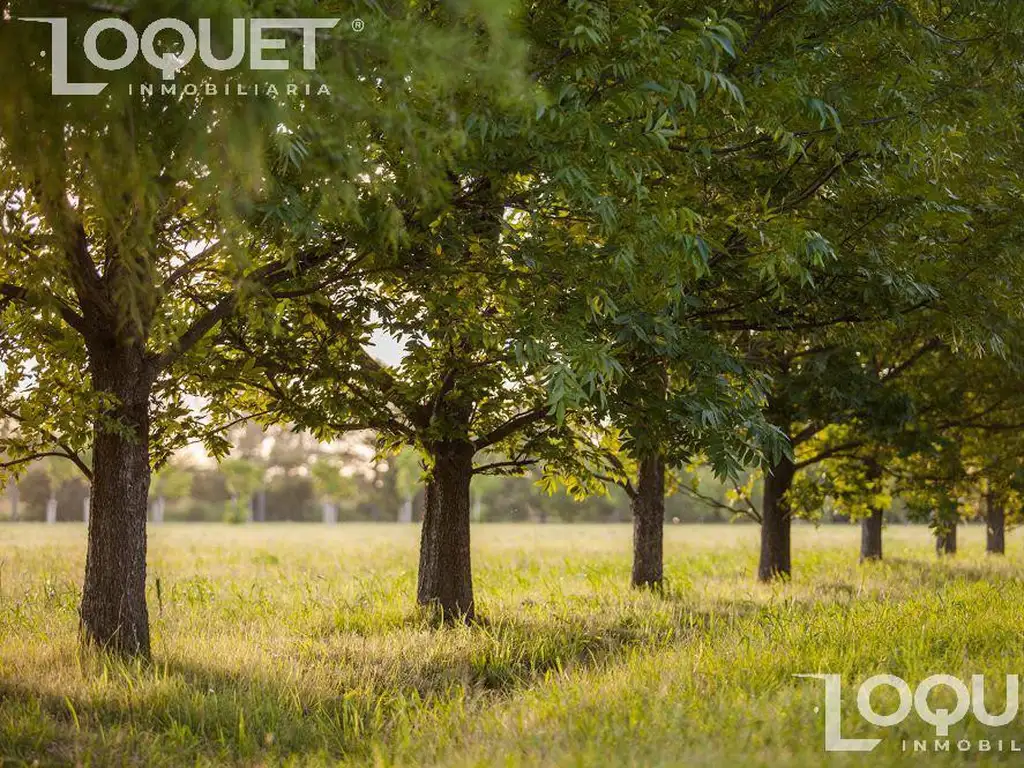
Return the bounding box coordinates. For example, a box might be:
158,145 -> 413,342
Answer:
352,19 -> 365,33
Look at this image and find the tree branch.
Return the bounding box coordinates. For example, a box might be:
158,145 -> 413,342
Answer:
473,459 -> 538,476
0,406 -> 93,481
593,472 -> 637,500
155,242 -> 352,370
880,338 -> 943,382
155,292 -> 238,370
795,440 -> 865,470
473,407 -> 549,451
0,450 -> 92,482
0,282 -> 88,335
677,483 -> 760,523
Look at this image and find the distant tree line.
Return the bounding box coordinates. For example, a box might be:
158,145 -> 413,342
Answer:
3,437 -> 966,527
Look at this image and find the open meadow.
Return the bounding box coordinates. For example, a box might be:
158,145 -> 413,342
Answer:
3,523 -> 1024,766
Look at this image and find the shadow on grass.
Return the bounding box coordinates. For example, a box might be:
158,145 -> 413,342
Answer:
0,603 -> 726,766
868,555 -> 1020,588
4,556 -> 1018,765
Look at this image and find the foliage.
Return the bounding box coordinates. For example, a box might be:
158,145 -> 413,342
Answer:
0,0 -> 524,479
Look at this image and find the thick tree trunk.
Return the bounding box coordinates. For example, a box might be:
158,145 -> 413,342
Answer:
986,491 -> 1005,555
80,348 -> 153,657
935,525 -> 957,556
758,455 -> 795,582
860,509 -> 884,562
631,452 -> 665,589
417,441 -> 475,621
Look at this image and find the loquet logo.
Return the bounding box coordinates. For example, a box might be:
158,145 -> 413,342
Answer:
21,17 -> 341,96
797,673 -> 1023,754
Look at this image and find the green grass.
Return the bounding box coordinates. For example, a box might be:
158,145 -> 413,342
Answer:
2,522 -> 1024,766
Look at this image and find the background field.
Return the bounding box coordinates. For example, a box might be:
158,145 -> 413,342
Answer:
2,523 -> 1024,766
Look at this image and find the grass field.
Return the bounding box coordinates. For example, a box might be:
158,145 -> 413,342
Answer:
2,522 -> 1024,766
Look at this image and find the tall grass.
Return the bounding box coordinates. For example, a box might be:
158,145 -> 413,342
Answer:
1,523 -> 1022,766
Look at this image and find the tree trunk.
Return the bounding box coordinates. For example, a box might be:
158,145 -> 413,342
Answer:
153,496 -> 165,524
80,348 -> 153,657
631,452 -> 665,589
399,495 -> 413,523
253,489 -> 267,522
322,500 -> 337,525
758,455 -> 795,582
986,490 -> 1005,555
859,462 -> 884,562
417,441 -> 475,621
935,525 -> 957,556
860,509 -> 883,562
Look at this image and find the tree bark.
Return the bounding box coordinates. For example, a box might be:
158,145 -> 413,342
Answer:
79,347 -> 153,657
631,452 -> 665,589
860,508 -> 883,562
935,525 -> 957,556
417,441 -> 475,621
986,490 -> 1005,555
758,455 -> 795,582
859,462 -> 884,562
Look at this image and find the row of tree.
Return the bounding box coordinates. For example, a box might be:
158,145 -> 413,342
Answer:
2,1 -> 1024,656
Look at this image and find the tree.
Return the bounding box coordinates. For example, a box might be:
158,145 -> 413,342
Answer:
209,0 -> 1024,607
0,0 -> 521,654
310,452 -> 358,524
588,350 -> 781,589
220,456 -> 266,522
210,2 -> 811,618
391,447 -> 423,523
44,453 -> 84,522
586,0 -> 1024,583
6,482 -> 17,521
954,406 -> 1024,556
888,346 -> 1024,556
150,459 -> 193,523
600,0 -> 1014,584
